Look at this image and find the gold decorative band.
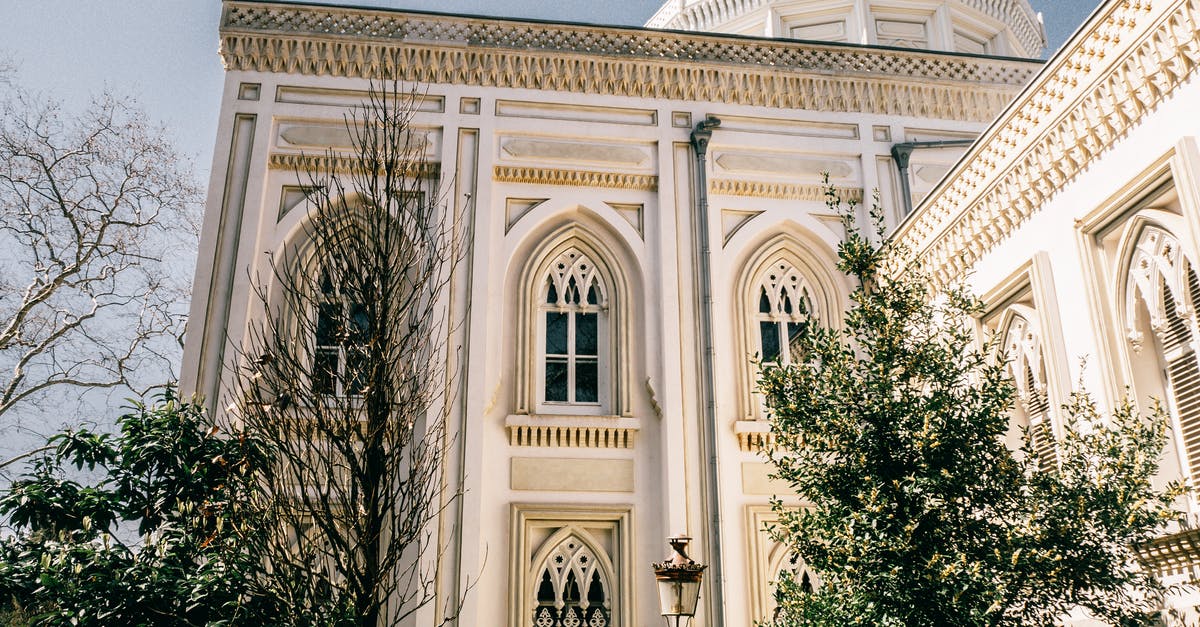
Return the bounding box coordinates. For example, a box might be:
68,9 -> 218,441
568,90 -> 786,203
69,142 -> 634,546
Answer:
493,165 -> 658,191
710,178 -> 863,203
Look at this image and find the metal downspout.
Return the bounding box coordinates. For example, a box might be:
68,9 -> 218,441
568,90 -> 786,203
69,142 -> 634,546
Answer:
890,139 -> 975,217
690,116 -> 726,627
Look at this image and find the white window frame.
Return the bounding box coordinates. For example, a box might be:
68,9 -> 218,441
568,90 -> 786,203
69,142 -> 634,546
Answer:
753,260 -> 817,367
535,248 -> 610,416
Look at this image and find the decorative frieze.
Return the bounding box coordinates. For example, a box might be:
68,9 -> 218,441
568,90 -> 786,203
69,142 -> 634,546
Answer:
507,424 -> 637,449
268,153 -> 441,178
895,0 -> 1199,286
1138,527 -> 1200,580
710,178 -> 863,203
220,2 -> 1038,122
493,166 -> 658,191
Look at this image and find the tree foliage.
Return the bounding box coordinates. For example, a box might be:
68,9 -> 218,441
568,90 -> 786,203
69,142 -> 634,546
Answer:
0,393 -> 277,626
231,81 -> 466,626
759,187 -> 1179,626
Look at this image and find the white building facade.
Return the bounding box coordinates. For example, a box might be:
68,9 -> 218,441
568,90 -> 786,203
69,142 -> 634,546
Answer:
181,0 -> 1200,623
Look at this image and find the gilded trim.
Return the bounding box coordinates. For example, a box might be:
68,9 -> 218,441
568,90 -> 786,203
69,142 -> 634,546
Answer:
896,0 -> 1199,286
710,178 -> 863,203
219,2 -> 1039,122
268,153 -> 441,178
493,165 -> 658,191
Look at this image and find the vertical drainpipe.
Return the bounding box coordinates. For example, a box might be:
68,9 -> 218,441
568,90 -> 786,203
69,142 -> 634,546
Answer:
690,116 -> 725,627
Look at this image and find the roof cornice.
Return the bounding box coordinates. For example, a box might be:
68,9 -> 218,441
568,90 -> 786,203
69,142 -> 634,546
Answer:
893,0 -> 1200,286
219,1 -> 1041,122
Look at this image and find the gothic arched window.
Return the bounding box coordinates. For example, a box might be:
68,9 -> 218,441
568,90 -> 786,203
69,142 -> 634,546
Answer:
768,550 -> 820,621
1124,226 -> 1200,479
531,535 -> 611,627
755,260 -> 817,365
313,270 -> 369,396
539,248 -> 608,408
999,308 -> 1056,472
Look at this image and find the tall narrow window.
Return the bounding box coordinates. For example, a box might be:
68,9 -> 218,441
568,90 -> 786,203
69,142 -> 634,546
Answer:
1000,310 -> 1056,472
531,535 -> 611,627
755,261 -> 816,365
313,271 -> 369,396
1126,226 -> 1200,478
541,249 -> 607,407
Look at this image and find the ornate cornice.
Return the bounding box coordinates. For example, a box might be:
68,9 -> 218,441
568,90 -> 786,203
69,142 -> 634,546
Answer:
710,178 -> 863,203
268,153 -> 441,178
493,166 -> 659,191
895,0 -> 1199,286
220,2 -> 1040,122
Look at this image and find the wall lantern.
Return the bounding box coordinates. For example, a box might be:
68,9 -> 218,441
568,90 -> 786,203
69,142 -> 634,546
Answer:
652,535 -> 707,627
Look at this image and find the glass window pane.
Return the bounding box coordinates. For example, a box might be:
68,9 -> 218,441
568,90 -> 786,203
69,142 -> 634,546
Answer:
546,280 -> 558,305
345,348 -> 367,395
760,320 -> 781,363
546,312 -> 569,355
759,288 -> 772,313
576,313 -> 597,356
316,304 -> 339,346
347,303 -> 370,345
787,322 -> 806,363
575,359 -> 598,403
566,276 -> 579,304
313,349 -> 338,395
545,358 -> 569,402
586,282 -> 599,305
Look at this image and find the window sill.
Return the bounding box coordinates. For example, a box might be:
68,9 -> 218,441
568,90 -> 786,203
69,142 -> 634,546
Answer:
506,414 -> 639,449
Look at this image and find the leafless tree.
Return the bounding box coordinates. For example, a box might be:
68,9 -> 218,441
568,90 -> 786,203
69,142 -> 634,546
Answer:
232,82 -> 466,627
0,78 -> 201,428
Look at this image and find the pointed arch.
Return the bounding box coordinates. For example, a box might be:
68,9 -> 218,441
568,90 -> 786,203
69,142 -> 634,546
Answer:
995,305 -> 1057,472
765,539 -> 821,620
732,231 -> 845,422
512,220 -> 638,417
1114,217 -> 1200,484
527,527 -> 618,627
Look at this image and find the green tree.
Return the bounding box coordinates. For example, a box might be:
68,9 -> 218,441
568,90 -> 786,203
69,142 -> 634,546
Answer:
759,186 -> 1180,626
0,393 -> 277,626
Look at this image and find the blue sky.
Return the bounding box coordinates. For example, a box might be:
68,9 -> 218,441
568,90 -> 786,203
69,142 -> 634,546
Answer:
0,0 -> 1102,182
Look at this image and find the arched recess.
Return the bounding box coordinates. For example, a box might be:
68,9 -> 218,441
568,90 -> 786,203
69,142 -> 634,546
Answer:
510,216 -> 641,418
995,305 -> 1057,472
527,528 -> 617,627
262,193 -> 412,395
763,540 -> 821,622
731,230 -> 845,423
1116,217 -> 1200,485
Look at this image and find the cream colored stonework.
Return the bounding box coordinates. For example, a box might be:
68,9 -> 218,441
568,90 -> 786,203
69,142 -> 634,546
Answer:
183,0 -> 1200,623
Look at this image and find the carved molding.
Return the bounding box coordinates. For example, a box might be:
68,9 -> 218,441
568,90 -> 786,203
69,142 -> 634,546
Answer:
507,424 -> 637,449
493,165 -> 658,191
220,2 -> 1038,122
710,178 -> 863,203
895,0 -> 1199,286
268,153 -> 441,178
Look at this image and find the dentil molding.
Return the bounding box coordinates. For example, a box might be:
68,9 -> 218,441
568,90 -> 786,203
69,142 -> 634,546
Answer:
895,0 -> 1200,286
219,1 -> 1040,123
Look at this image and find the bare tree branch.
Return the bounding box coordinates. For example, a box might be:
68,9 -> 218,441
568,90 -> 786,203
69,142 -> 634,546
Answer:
230,81 -> 467,627
0,81 -> 201,426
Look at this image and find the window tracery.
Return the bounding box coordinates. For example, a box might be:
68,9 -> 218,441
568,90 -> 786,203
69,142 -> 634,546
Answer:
531,535 -> 611,627
1124,225 -> 1200,481
754,260 -> 817,366
539,248 -> 608,407
999,308 -> 1056,472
